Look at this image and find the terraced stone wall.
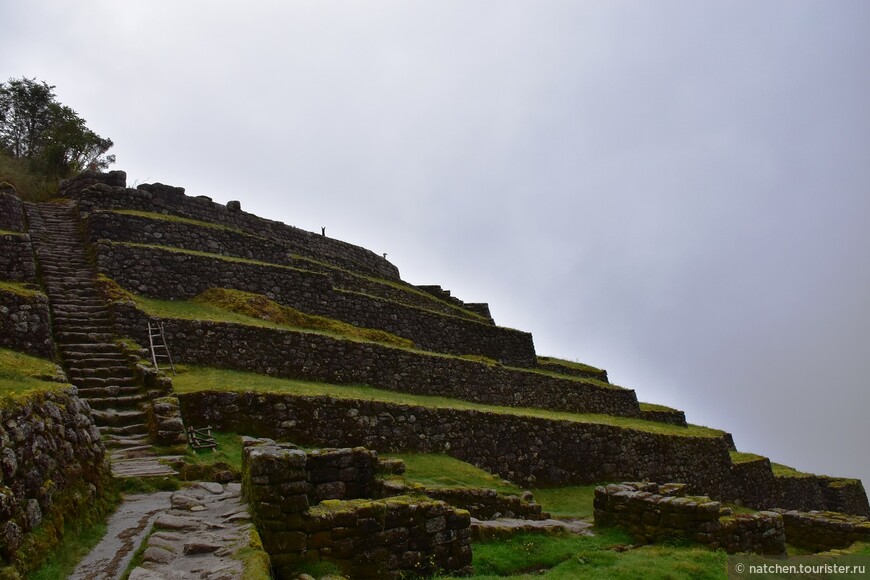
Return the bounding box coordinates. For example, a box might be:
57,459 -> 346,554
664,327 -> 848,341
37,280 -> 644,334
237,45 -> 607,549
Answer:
96,241 -> 536,365
181,390 -> 736,494
65,178 -> 400,280
773,475 -> 870,517
0,190 -> 26,232
730,458 -> 779,510
772,509 -> 870,552
0,234 -> 37,283
112,306 -> 639,417
0,387 -> 114,577
0,289 -> 53,358
86,210 -> 490,323
593,482 -> 786,555
242,442 -> 472,578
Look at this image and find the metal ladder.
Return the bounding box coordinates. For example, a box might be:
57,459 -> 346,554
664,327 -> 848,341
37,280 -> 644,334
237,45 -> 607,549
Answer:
148,321 -> 176,375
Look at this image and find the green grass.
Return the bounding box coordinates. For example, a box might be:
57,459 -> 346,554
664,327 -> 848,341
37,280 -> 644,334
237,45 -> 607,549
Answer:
385,453 -> 522,493
729,451 -> 767,464
440,529 -> 729,579
27,518 -> 109,580
0,348 -> 63,400
111,209 -> 241,232
0,228 -> 25,235
537,356 -> 605,375
103,210 -> 487,323
771,462 -> 814,478
172,366 -> 726,438
639,402 -> 681,413
133,290 -> 413,349
532,485 -> 602,519
0,279 -> 44,297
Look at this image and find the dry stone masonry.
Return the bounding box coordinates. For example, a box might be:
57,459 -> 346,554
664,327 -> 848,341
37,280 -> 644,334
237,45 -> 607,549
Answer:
0,387 -> 114,577
112,306 -> 641,418
594,482 -> 787,555
95,240 -> 537,365
63,172 -> 400,281
242,440 -> 473,578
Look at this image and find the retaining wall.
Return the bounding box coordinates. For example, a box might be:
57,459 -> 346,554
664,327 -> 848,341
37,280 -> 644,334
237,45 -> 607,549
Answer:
593,482 -> 786,555
242,442 -> 472,578
0,387 -> 114,577
0,234 -> 36,283
86,210 -> 488,323
772,509 -> 870,552
0,289 -> 54,358
112,306 -> 639,418
64,176 -> 400,280
0,190 -> 25,232
182,390 -> 736,493
96,241 -> 536,365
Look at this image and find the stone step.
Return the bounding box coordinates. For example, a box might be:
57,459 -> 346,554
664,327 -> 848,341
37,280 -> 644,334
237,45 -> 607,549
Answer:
60,342 -> 124,354
57,331 -> 116,343
102,434 -> 150,448
55,326 -> 114,337
52,301 -> 106,309
53,304 -> 110,313
91,408 -> 147,427
87,394 -> 148,409
73,376 -> 137,388
99,423 -> 150,437
68,366 -> 133,379
66,357 -> 130,369
77,385 -> 142,398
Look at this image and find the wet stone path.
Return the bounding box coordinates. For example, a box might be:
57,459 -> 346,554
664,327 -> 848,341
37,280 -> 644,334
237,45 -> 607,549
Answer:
73,483 -> 252,580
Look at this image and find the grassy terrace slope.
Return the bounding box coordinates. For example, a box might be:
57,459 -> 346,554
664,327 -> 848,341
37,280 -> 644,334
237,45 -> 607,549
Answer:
131,292 -> 622,389
91,210 -> 489,322
0,348 -> 64,400
172,365 -> 722,438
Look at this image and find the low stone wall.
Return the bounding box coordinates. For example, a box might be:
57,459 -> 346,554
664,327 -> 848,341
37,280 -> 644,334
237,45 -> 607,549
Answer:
97,241 -> 536,365
421,488 -> 546,521
242,442 -> 472,578
66,178 -> 400,280
821,478 -> 870,517
537,358 -> 609,383
0,289 -> 54,358
113,306 -> 639,418
0,190 -> 26,232
87,210 -> 488,324
0,387 -> 115,576
0,234 -> 36,283
772,509 -> 870,552
638,407 -> 687,427
593,482 -> 786,555
182,390 -> 736,493
731,458 -> 780,510
771,475 -> 870,517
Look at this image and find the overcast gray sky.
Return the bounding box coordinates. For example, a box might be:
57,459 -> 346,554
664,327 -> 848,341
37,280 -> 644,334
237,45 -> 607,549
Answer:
4,1 -> 869,488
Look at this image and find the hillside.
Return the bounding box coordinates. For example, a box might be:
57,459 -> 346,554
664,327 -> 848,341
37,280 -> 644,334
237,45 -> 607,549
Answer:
1,170 -> 868,578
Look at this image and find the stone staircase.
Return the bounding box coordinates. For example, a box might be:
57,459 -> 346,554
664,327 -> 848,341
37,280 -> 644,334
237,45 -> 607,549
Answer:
27,200 -> 177,478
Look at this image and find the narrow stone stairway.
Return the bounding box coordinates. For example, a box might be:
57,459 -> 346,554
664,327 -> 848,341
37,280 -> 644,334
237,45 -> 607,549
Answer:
26,200 -> 177,478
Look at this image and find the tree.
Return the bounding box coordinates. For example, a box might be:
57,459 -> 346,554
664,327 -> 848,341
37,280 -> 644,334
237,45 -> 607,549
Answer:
0,77 -> 114,178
